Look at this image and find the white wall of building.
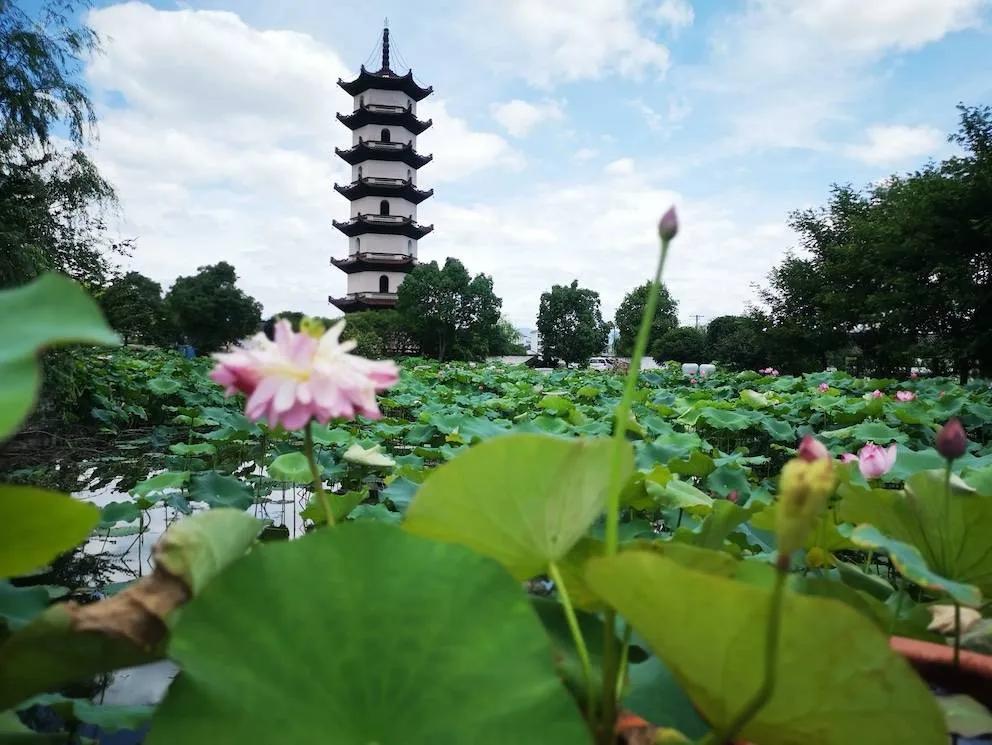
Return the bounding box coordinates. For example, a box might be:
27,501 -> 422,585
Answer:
352,161 -> 414,181
352,124 -> 415,147
350,234 -> 415,256
350,196 -> 415,219
356,89 -> 414,110
347,270 -> 409,294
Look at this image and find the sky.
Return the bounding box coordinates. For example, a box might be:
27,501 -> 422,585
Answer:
79,0 -> 992,328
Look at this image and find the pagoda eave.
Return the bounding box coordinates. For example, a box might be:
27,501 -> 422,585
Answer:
333,217 -> 433,240
333,179 -> 434,204
331,254 -> 417,274
329,292 -> 399,312
337,67 -> 433,101
335,143 -> 433,169
336,108 -> 432,135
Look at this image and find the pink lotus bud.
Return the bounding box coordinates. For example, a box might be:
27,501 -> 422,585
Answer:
910,371 -> 918,379
839,453 -> 858,464
936,418 -> 967,460
818,382 -> 829,392
658,206 -> 678,241
858,442 -> 897,480
689,376 -> 698,384
871,389 -> 883,399
895,391 -> 915,402
727,490 -> 739,503
797,435 -> 829,462
771,369 -> 780,377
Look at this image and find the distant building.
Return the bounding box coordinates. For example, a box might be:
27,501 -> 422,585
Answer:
515,327 -> 542,355
329,24 -> 434,313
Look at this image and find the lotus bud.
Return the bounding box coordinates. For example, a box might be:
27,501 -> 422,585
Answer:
658,206 -> 678,241
797,435 -> 829,462
299,316 -> 326,339
775,457 -> 835,558
936,418 -> 967,460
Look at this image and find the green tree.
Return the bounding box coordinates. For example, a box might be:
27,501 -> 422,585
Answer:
491,316 -> 528,356
536,280 -> 609,365
614,282 -> 678,356
165,262 -> 262,354
705,315 -> 765,371
395,258 -> 502,361
652,327 -> 707,365
1,0 -> 124,289
99,271 -> 170,345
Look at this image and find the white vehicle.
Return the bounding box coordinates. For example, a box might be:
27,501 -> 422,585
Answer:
588,357 -> 611,370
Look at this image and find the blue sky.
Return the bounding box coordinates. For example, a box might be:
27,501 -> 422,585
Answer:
79,0 -> 992,326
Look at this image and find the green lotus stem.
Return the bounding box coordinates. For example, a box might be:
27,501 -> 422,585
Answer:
304,420 -> 335,527
548,562 -> 595,723
615,623 -> 633,702
701,566 -> 787,745
942,461 -> 953,572
599,233 -> 673,743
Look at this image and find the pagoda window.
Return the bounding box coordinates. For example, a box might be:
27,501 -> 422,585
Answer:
355,237 -> 360,253
379,275 -> 389,293
381,128 -> 390,143
406,168 -> 412,181
407,239 -> 412,254
380,200 -> 390,215
359,95 -> 364,108
357,165 -> 363,179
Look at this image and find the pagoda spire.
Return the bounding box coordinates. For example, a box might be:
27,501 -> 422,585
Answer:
381,20 -> 390,72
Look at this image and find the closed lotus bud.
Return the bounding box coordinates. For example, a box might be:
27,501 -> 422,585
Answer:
300,316 -> 326,339
775,457 -> 835,558
797,435 -> 829,462
936,418 -> 967,460
658,206 -> 678,241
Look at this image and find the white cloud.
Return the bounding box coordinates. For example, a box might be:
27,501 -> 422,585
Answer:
85,3 -> 518,317
655,0 -> 695,33
459,0 -> 671,86
573,147 -> 600,161
490,98 -> 565,137
604,157 -> 636,175
844,124 -> 945,165
695,0 -> 988,152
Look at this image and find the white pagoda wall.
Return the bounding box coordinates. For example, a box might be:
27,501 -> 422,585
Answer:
356,89 -> 415,110
352,125 -> 416,147
352,161 -> 413,181
347,270 -> 410,294
350,196 -> 415,219
350,234 -> 416,256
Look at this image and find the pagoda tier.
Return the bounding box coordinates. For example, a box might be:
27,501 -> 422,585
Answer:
338,66 -> 432,101
335,140 -> 432,169
333,214 -> 434,239
328,292 -> 399,312
331,253 -> 416,274
334,177 -> 433,204
337,104 -> 432,135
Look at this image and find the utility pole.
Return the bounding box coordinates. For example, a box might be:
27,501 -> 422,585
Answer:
691,314 -> 704,329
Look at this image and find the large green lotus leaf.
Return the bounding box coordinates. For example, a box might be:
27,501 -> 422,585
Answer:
667,450 -> 715,477
405,434 -> 633,579
148,523 -> 590,745
188,471 -> 254,510
672,500 -> 752,551
131,470 -> 189,499
847,525 -> 981,607
0,582 -> 53,631
851,420 -> 909,444
0,274 -> 119,439
839,470 -> 992,595
585,550 -> 946,745
267,451 -> 312,481
0,487 -> 99,579
0,509 -> 260,709
648,479 -> 713,515
147,377 -> 182,395
697,408 -> 753,431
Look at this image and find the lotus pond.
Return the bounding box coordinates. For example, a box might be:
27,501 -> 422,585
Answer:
4,279 -> 992,744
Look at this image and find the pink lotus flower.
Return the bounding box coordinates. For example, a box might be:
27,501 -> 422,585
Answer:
857,442 -> 897,480
797,435 -> 829,462
818,382 -> 829,392
759,367 -> 780,377
895,391 -> 915,402
658,206 -> 678,241
689,376 -> 698,384
839,453 -> 858,464
210,319 -> 399,429
870,389 -> 883,399
727,490 -> 739,503
910,371 -> 918,379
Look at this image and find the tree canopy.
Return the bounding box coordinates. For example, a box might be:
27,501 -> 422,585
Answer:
613,281 -> 678,356
758,104 -> 992,380
99,271 -> 171,346
1,0 -> 123,289
165,262 -> 262,354
396,257 -> 502,361
536,280 -> 609,365
651,327 -> 707,365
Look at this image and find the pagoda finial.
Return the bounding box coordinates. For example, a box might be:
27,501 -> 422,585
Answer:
381,20 -> 390,72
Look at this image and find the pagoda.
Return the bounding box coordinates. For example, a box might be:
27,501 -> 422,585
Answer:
329,25 -> 434,312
